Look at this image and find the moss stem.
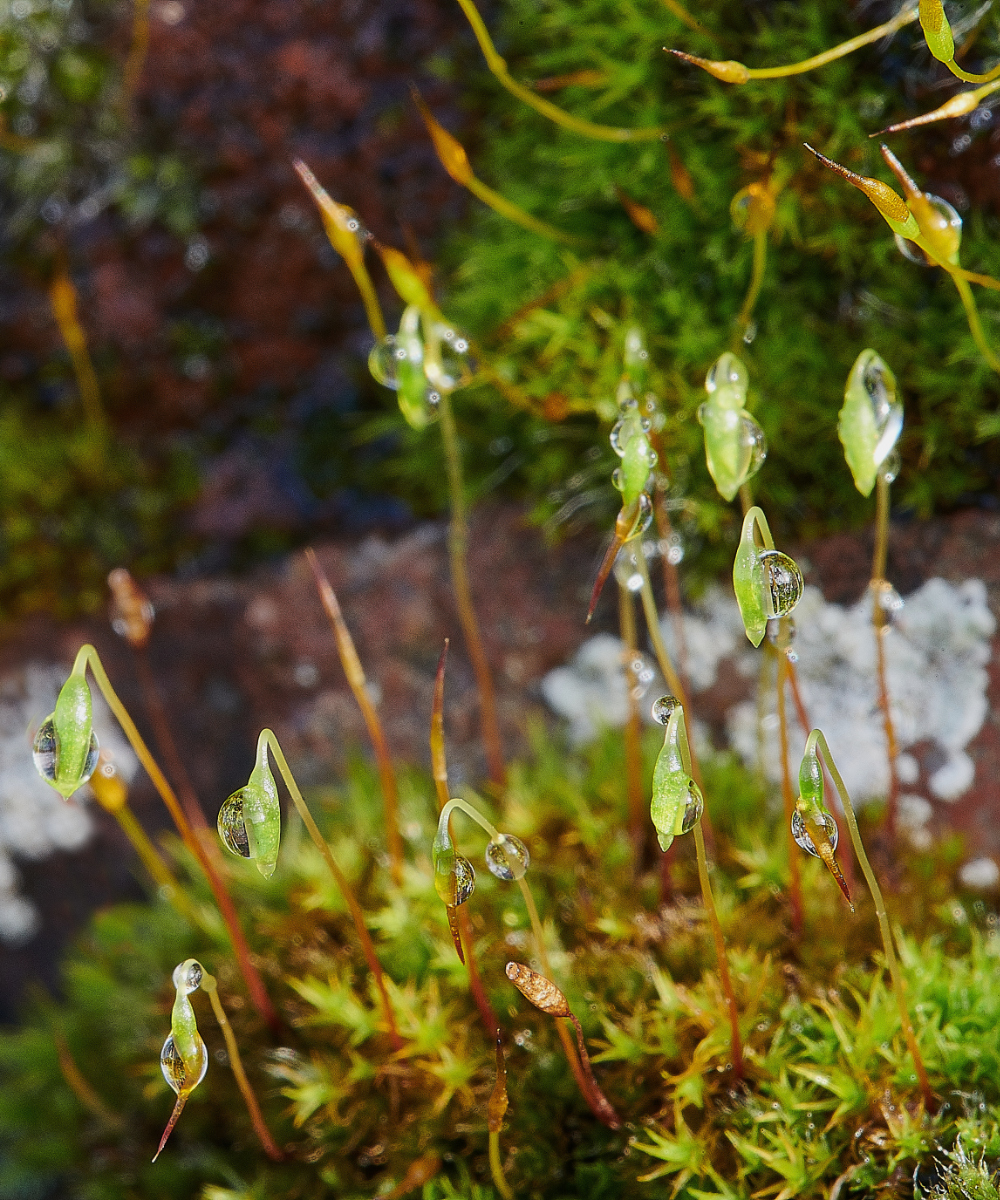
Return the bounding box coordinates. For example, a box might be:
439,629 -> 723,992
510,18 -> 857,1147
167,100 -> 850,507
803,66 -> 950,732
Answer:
306,548 -> 403,884
76,646 -> 280,1033
437,391 -> 506,788
811,732 -> 933,1109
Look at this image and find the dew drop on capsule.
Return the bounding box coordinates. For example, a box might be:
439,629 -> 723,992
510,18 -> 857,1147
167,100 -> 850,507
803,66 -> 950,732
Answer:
758,550 -> 803,619
368,336 -> 403,389
880,448 -> 901,485
739,412 -> 768,478
217,790 -> 251,859
681,782 -> 704,833
172,961 -> 203,994
862,355 -> 903,463
160,1034 -> 207,1094
485,834 -> 530,881
791,809 -> 839,857
32,718 -> 100,788
631,492 -> 654,538
453,854 -> 476,904
651,695 -> 680,726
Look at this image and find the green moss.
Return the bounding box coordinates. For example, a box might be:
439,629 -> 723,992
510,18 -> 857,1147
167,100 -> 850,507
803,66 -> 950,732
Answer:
1,732 -> 997,1199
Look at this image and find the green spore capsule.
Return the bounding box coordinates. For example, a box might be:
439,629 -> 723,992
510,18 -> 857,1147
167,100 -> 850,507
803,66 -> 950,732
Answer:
698,352 -> 766,502
368,305 -> 438,430
839,350 -> 903,497
154,958 -> 209,1162
610,386 -> 657,506
733,507 -> 804,647
432,827 -> 476,906
919,0 -> 955,64
32,670 -> 100,799
795,734 -> 852,907
650,696 -> 704,852
217,738 -> 281,879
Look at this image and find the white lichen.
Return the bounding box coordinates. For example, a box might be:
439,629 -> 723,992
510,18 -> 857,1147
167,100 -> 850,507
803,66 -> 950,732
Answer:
543,578 -> 993,825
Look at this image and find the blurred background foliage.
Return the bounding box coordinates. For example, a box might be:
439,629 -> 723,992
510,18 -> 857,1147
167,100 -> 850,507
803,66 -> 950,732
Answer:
1,0 -> 999,606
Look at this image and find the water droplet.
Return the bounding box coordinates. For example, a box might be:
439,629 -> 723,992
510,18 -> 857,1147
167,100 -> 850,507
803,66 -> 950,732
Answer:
742,319 -> 757,345
893,232 -> 926,265
609,419 -> 626,456
619,395 -> 638,414
680,783 -> 703,833
160,1033 -> 208,1095
630,492 -> 654,538
427,323 -> 472,390
453,855 -> 476,904
32,718 -> 99,789
426,390 -> 441,411
705,352 -> 748,398
651,695 -> 680,725
217,790 -> 251,858
612,466 -> 624,492
791,809 -> 839,857
368,336 -> 403,389
739,412 -> 767,478
880,448 -> 901,484
486,835 -> 530,881
172,960 -> 203,994
696,402 -> 709,426
863,356 -> 903,465
613,544 -> 645,592
766,616 -> 796,649
640,417 -> 651,433
758,550 -> 803,619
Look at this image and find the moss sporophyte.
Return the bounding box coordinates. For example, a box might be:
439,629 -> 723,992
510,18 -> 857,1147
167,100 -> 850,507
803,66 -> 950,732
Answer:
17,0 -> 1000,1192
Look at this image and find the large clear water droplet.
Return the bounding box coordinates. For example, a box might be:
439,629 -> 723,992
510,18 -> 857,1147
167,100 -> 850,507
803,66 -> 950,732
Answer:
627,492 -> 654,539
160,1033 -> 208,1095
485,835 -> 530,881
758,550 -> 803,619
368,336 -> 407,389
217,790 -> 251,858
739,412 -> 767,479
680,781 -> 704,833
613,544 -> 645,593
893,194 -> 961,266
863,356 -> 903,466
427,323 -> 472,391
611,466 -> 625,493
705,352 -> 747,397
172,961 -> 203,994
453,855 -> 476,905
880,448 -> 901,484
609,418 -> 627,457
32,717 -> 99,789
791,809 -> 839,857
651,695 -> 680,726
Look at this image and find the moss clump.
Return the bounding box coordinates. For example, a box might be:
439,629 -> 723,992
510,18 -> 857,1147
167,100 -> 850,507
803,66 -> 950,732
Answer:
1,731 -> 998,1199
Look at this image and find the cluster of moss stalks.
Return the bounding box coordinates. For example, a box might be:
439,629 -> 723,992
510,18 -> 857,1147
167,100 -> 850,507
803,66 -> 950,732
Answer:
0,719 -> 997,1200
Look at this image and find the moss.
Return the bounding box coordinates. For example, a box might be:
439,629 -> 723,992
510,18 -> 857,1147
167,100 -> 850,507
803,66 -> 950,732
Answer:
0,731 -> 997,1199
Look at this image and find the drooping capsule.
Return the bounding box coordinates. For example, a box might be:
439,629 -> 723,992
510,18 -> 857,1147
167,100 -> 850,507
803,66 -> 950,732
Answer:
217,737 -> 281,879
839,350 -> 903,497
733,508 -> 804,647
485,834 -> 530,881
650,700 -> 704,851
610,383 -> 657,507
698,352 -> 766,501
795,736 -> 852,908
32,670 -> 100,799
432,828 -> 476,906
154,958 -> 209,1161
